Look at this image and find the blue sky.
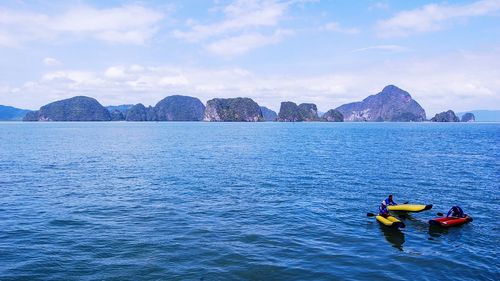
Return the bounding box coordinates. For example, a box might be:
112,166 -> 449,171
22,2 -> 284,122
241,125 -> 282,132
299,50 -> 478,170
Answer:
1,0 -> 499,115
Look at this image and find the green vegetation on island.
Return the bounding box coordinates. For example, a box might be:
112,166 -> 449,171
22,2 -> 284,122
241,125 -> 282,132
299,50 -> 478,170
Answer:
13,85 -> 486,123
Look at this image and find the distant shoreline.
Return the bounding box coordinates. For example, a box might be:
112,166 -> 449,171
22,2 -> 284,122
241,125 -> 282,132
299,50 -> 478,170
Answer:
2,86 -> 499,122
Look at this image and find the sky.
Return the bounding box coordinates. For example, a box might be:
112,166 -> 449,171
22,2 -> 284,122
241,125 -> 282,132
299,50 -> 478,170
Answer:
0,0 -> 499,115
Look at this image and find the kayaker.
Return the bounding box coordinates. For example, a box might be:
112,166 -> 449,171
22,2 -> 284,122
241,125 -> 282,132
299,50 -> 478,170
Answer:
378,194 -> 397,217
379,205 -> 389,217
446,206 -> 465,218
382,194 -> 397,207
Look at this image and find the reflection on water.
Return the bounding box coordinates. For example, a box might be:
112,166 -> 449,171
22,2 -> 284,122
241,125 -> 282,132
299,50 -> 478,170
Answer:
428,223 -> 466,242
428,225 -> 449,239
399,213 -> 430,232
380,225 -> 405,251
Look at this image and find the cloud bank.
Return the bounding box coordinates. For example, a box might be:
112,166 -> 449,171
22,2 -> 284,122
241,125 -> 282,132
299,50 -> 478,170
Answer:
3,48 -> 499,115
0,5 -> 165,46
376,0 -> 500,37
173,0 -> 294,56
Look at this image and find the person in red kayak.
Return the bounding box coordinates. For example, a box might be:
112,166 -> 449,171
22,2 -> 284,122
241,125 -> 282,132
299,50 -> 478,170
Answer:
446,206 -> 465,218
378,194 -> 397,217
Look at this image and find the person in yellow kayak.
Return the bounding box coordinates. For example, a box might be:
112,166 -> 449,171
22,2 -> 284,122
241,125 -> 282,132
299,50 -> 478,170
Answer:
379,194 -> 398,217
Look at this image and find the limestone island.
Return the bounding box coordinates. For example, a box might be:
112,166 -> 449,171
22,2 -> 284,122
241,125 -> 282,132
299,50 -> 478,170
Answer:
19,85 -> 477,123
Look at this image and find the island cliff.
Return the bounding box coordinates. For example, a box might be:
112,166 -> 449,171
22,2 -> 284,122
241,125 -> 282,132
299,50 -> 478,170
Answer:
322,109 -> 344,122
430,110 -> 460,122
277,102 -> 320,121
260,106 -> 277,121
125,104 -> 157,121
277,102 -> 302,122
109,109 -> 125,121
298,103 -> 320,121
203,98 -> 263,122
336,85 -> 426,122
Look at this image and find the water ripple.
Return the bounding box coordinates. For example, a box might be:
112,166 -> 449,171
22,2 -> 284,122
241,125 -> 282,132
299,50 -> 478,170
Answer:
0,122 -> 498,280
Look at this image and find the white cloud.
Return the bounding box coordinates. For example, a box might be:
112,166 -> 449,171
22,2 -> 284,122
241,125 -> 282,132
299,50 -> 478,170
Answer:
104,66 -> 128,80
376,0 -> 500,37
207,30 -> 293,56
3,48 -> 500,115
42,70 -> 102,85
159,75 -> 189,86
0,32 -> 17,47
173,0 -> 293,55
129,64 -> 145,73
43,57 -> 61,66
173,0 -> 288,42
352,45 -> 409,53
0,5 -> 165,46
323,22 -> 360,34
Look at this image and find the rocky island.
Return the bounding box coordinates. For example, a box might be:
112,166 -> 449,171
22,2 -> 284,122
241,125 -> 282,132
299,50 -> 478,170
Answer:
322,109 -> 344,122
109,109 -> 125,121
430,110 -> 460,122
125,104 -> 156,121
461,113 -> 476,122
260,106 -> 277,121
277,102 -> 302,122
0,105 -> 30,121
23,96 -> 111,121
155,95 -> 205,121
203,98 -> 263,122
17,85 -> 486,123
336,85 -> 426,122
277,102 -> 321,122
298,103 -> 320,121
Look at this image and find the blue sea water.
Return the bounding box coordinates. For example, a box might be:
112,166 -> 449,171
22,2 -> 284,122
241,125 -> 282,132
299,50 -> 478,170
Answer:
0,122 -> 499,281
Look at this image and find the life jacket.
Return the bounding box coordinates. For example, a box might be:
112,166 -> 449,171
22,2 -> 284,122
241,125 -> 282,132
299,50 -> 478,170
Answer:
379,202 -> 389,214
447,206 -> 464,217
381,198 -> 395,206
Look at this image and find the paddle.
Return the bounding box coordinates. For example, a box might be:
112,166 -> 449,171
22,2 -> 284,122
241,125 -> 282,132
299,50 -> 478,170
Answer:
436,212 -> 444,216
402,201 -> 409,204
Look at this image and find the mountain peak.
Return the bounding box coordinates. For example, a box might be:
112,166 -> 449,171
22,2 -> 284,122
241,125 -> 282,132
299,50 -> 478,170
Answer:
382,84 -> 401,92
381,85 -> 410,97
336,86 -> 426,121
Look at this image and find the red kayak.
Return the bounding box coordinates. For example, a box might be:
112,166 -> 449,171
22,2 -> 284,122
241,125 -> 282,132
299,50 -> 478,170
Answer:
429,215 -> 473,227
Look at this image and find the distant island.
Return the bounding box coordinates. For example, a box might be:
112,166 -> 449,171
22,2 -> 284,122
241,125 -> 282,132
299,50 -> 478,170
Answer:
336,85 -> 426,122
0,105 -> 30,121
0,85 -> 491,122
456,110 -> 500,122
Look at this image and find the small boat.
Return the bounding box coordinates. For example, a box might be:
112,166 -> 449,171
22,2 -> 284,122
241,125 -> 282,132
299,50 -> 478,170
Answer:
429,215 -> 473,227
376,215 -> 406,228
388,204 -> 433,213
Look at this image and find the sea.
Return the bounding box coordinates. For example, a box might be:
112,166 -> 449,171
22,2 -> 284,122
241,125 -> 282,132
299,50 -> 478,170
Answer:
0,122 -> 498,280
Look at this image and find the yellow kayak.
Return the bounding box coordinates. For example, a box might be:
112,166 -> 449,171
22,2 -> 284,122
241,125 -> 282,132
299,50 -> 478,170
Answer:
388,204 -> 432,213
376,215 -> 405,228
